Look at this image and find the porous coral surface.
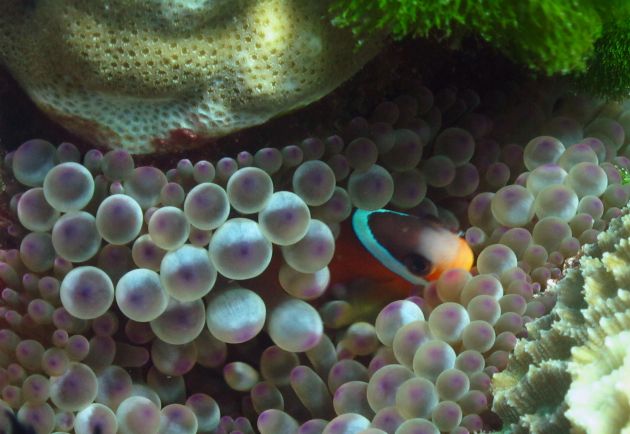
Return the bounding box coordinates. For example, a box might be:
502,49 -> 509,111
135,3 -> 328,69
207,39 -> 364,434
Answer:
0,0 -> 381,153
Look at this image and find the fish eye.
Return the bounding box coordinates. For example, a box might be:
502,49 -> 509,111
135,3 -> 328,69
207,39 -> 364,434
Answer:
402,253 -> 432,276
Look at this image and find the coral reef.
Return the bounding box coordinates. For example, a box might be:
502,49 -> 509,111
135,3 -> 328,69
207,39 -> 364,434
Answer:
0,0 -> 382,153
1,72 -> 630,434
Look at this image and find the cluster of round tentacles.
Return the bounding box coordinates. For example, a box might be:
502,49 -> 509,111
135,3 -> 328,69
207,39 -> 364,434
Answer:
1,79 -> 630,433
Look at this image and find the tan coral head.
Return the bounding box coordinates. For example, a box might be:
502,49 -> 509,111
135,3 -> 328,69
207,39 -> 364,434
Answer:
0,0 -> 382,153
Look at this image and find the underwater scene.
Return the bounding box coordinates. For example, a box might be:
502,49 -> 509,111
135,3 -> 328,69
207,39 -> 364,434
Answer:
0,1 -> 629,433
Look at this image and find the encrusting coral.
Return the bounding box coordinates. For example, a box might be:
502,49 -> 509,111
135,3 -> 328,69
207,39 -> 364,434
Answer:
492,202 -> 630,433
1,74 -> 630,433
0,0 -> 382,153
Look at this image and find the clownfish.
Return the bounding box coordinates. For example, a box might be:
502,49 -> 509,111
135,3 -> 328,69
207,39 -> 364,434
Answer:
246,208 -> 474,300
329,208 -> 474,295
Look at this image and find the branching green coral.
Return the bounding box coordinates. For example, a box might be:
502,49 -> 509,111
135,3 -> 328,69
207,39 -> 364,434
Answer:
330,0 -> 601,75
574,20 -> 630,99
330,0 -> 630,97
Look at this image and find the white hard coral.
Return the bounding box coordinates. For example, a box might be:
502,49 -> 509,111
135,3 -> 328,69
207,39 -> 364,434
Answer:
564,224 -> 630,434
0,0 -> 382,153
566,331 -> 630,434
493,207 -> 630,434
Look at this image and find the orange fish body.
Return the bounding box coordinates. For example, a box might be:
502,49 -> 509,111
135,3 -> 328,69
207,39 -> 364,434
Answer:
246,209 -> 474,300
328,219 -> 414,295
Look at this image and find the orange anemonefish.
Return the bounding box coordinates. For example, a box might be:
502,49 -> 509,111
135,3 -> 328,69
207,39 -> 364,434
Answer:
328,208 -> 474,295
246,208 -> 474,299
